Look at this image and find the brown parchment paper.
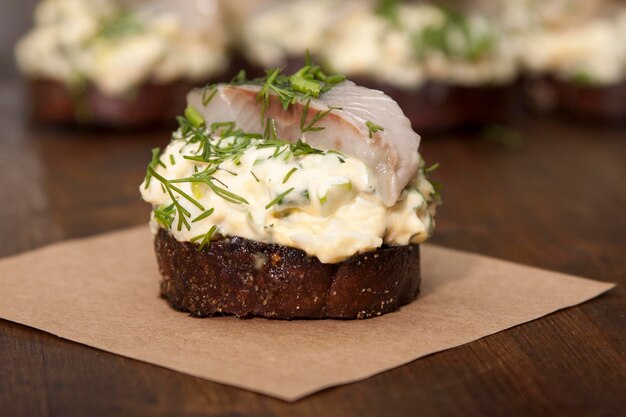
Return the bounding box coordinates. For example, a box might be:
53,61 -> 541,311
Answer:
0,227 -> 614,401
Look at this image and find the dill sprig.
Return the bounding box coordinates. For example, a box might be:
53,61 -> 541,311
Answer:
201,85 -> 218,106
192,207 -> 215,223
300,99 -> 342,133
265,187 -> 295,209
365,121 -> 384,138
147,166 -> 206,231
282,167 -> 298,184
290,139 -> 324,157
153,203 -> 176,229
171,172 -> 249,205
253,61 -> 345,125
143,147 -> 166,189
422,162 -> 442,200
425,162 -> 440,174
191,225 -> 218,250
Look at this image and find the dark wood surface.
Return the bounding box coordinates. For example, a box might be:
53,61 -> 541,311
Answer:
0,75 -> 625,417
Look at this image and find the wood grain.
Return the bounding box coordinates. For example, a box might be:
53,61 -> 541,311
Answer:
0,74 -> 625,417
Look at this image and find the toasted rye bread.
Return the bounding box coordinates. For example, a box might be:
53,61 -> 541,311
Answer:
155,228 -> 421,319
349,77 -> 518,133
525,77 -> 626,123
28,79 -> 197,128
550,79 -> 626,123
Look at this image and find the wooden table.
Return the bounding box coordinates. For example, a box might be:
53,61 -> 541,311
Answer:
0,78 -> 624,417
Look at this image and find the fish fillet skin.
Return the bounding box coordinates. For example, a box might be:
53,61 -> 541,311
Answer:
186,81 -> 421,206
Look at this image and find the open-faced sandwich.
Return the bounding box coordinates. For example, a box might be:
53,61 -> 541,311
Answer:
139,63 -> 440,319
321,0 -> 519,132
15,0 -> 230,127
231,0 -> 518,132
224,0 -> 364,76
509,0 -> 626,122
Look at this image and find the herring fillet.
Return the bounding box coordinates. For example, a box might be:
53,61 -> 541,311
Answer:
186,81 -> 421,206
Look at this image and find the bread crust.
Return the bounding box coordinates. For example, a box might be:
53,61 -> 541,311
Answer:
27,79 -> 197,128
350,77 -> 518,133
154,229 -> 421,319
550,79 -> 626,123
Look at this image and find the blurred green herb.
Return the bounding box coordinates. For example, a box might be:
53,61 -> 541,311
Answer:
376,0 -> 400,22
96,11 -> 143,40
366,121 -> 384,138
415,8 -> 493,61
482,124 -> 523,149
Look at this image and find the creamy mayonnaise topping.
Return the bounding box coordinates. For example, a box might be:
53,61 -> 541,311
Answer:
516,11 -> 626,84
140,134 -> 438,264
238,0 -> 366,68
15,0 -> 228,96
237,0 -> 516,88
322,3 -> 518,88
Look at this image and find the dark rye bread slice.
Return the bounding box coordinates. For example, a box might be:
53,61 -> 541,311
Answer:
550,79 -> 626,123
349,77 -> 519,133
525,76 -> 626,123
27,79 -> 198,128
155,228 -> 421,319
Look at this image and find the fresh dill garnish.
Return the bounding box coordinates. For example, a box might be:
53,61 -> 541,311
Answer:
231,69 -> 247,84
169,154 -> 176,166
365,121 -> 384,138
263,118 -> 279,141
265,187 -> 294,209
210,121 -> 236,136
251,171 -> 260,182
153,203 -> 176,229
430,180 -> 443,200
147,165 -> 210,231
171,173 -> 249,205
201,85 -> 218,106
290,139 -> 324,156
191,225 -> 218,250
300,99 -> 341,133
192,207 -> 215,223
424,162 -> 440,173
415,8 -> 494,61
282,167 -> 298,184
147,167 -> 205,211
253,61 -> 345,124
143,147 -> 166,189
422,161 -> 443,200
258,68 -> 293,120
